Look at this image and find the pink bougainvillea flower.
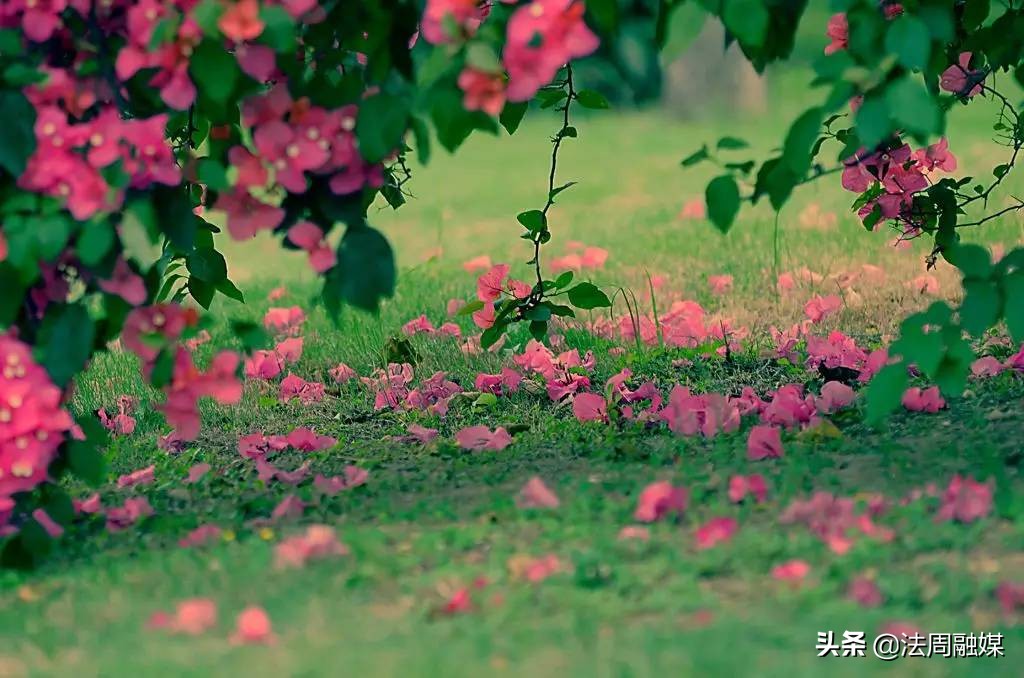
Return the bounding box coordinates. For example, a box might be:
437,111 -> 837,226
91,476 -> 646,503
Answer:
728,474 -> 768,504
106,497 -> 154,532
462,255 -> 492,272
330,363 -> 358,384
848,576 -> 884,607
516,476 -> 560,509
914,137 -> 957,173
263,306 -> 306,336
396,423 -> 439,444
279,374 -> 326,405
214,188 -> 285,240
178,524 -> 222,548
508,553 -> 566,583
98,258 -> 148,305
75,493 -> 102,515
230,606 -> 275,645
970,356 -> 1004,378
154,598 -> 218,636
274,337 -> 304,364
908,274 -> 939,295
476,264 -> 510,302
267,286 -> 287,301
936,475 -> 992,523
694,517 -> 738,550
940,52 -> 985,98
402,314 -> 436,336
421,0 -> 486,44
458,68 -> 507,116
824,13 -> 848,54
660,386 -> 740,438
31,508 -> 64,539
901,386 -> 945,413
678,198 -> 705,219
287,221 -> 336,273
1008,345 -> 1024,371
634,481 -> 688,523
274,525 -> 349,569
219,0 -> 265,42
771,559 -> 810,582
776,272 -> 795,295
441,587 -> 474,615
185,463 -> 212,484
761,384 -> 816,428
455,425 -> 514,451
244,350 -> 284,380
996,581 -> 1024,615
580,246 -> 608,269
747,425 -> 784,460
815,381 -> 856,414
284,427 -> 336,452
572,392 -> 608,423
268,495 -> 306,523
313,466 -> 369,495
503,0 -> 600,102
117,464 -> 155,489
471,301 -> 496,330
804,294 -> 842,323
617,525 -> 651,541
707,274 -> 733,295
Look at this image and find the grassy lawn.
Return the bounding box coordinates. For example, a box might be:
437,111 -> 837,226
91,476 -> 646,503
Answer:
2,76 -> 1024,675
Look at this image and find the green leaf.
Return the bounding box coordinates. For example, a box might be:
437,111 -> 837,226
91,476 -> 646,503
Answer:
722,0 -> 769,49
197,158 -> 229,191
553,270 -> 574,289
661,0 -> 707,61
886,77 -> 939,141
499,101 -> 529,135
885,15 -> 932,70
1001,271 -> 1024,343
67,417 -> 109,486
152,187 -> 198,252
189,40 -> 239,104
705,175 -> 741,233
0,91 -> 36,176
230,320 -> 268,352
945,243 -> 991,280
854,95 -> 893,149
960,279 -> 1002,336
567,282 -> 611,309
357,93 -> 410,164
717,136 -> 749,150
0,264 -> 25,327
216,277 -> 245,303
325,224 -> 396,313
186,248 -> 228,283
188,277 -> 216,309
681,145 -> 709,167
517,210 -> 547,233
430,88 -> 498,152
782,107 -> 823,176
575,89 -> 610,110
38,305 -> 95,387
865,363 -> 908,426
258,4 -> 296,52
586,0 -> 619,33
76,223 -> 115,267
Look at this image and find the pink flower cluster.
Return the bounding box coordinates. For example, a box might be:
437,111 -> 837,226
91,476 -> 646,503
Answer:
216,85 -> 384,240
361,363 -> 463,416
842,139 -> 957,227
780,492 -> 894,555
503,0 -> 599,102
513,340 -> 594,400
0,334 -> 75,530
19,106 -> 179,219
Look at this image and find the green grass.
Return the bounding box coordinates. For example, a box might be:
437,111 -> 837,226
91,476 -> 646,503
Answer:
3,75 -> 1024,675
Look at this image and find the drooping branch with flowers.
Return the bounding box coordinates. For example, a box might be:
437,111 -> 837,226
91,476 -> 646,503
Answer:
1,0 -> 1023,564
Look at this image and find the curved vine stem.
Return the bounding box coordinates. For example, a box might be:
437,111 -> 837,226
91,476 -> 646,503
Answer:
529,62 -> 577,295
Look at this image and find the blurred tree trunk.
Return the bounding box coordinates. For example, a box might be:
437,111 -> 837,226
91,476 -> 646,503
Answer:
663,19 -> 767,118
